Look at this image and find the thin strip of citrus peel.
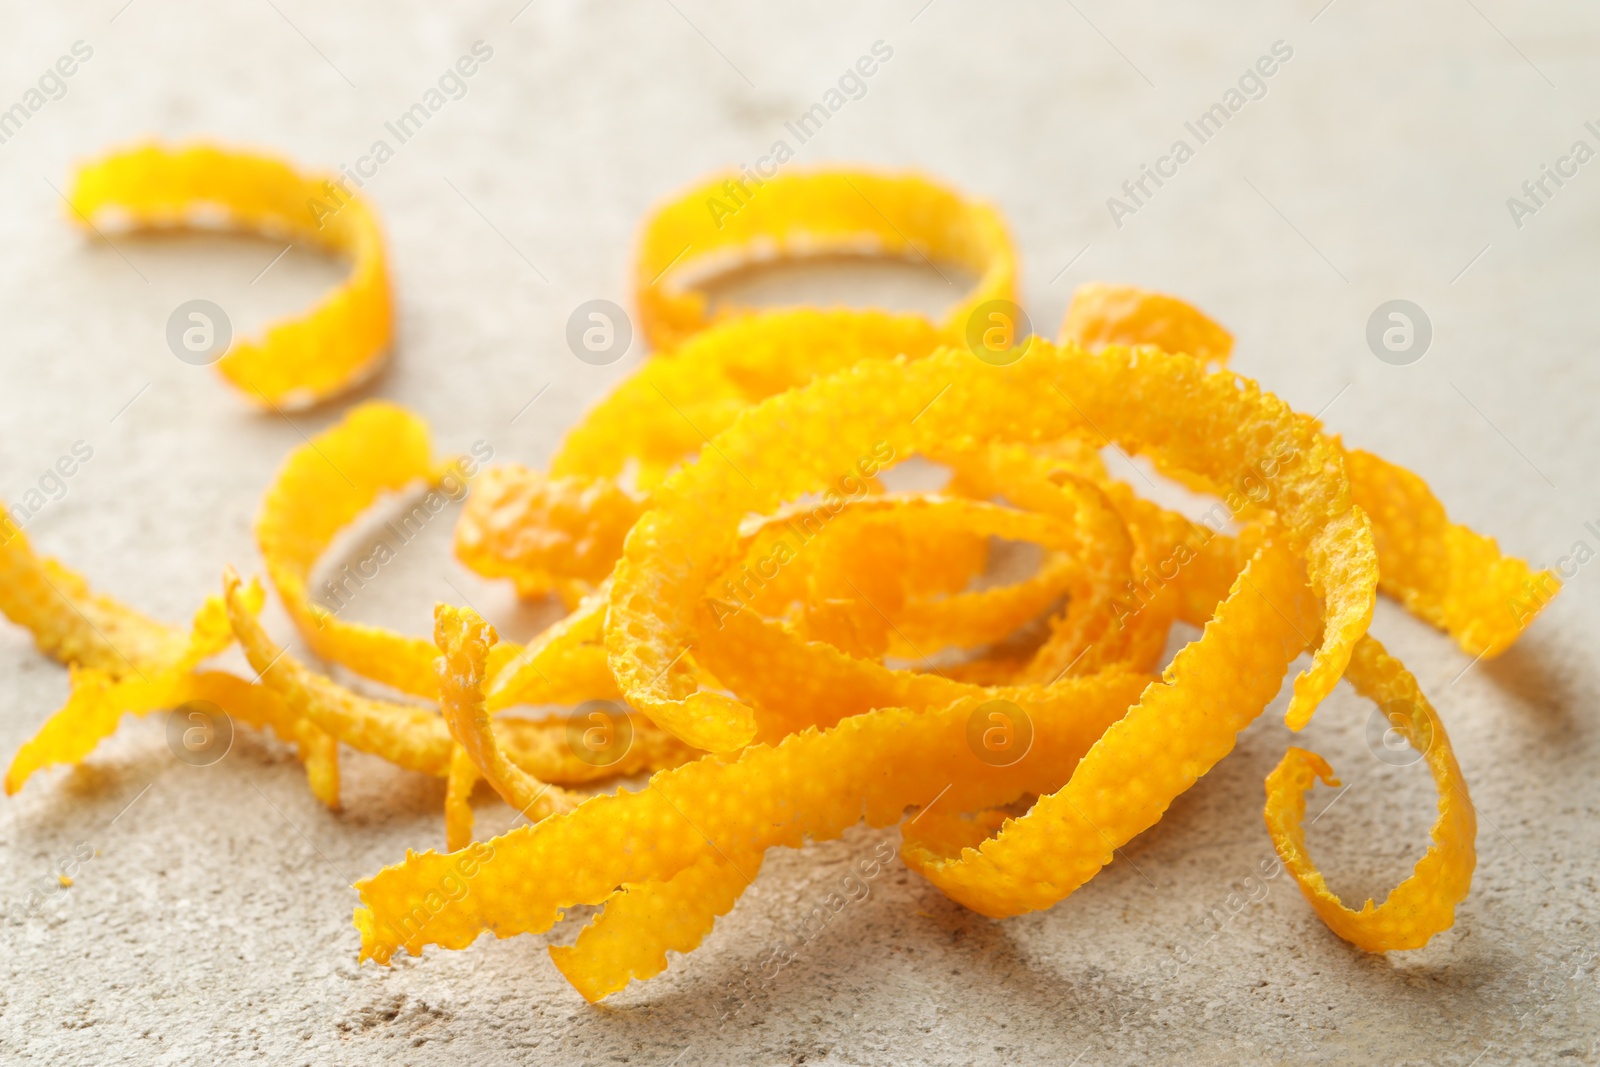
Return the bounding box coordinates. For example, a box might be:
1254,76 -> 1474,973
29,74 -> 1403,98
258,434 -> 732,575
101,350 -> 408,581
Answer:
635,170 -> 1015,351
257,400 -> 525,698
433,603 -> 579,824
0,521 -> 341,800
0,510 -> 238,679
353,666 -> 1149,977
1264,634 -> 1475,951
69,142 -> 392,409
218,568 -> 691,825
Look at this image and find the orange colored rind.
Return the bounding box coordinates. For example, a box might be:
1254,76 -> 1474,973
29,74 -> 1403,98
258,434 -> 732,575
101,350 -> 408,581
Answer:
635,170 -> 1015,350
69,142 -> 392,409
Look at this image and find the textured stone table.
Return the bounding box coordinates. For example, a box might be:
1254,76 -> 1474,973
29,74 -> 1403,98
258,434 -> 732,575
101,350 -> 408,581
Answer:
1,2 -> 1596,1063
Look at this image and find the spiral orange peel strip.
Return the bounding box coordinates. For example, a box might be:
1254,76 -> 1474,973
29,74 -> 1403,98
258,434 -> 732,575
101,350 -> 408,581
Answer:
69,142 -> 392,409
0,511 -> 241,680
1060,280 -> 1234,364
1264,634 -> 1475,951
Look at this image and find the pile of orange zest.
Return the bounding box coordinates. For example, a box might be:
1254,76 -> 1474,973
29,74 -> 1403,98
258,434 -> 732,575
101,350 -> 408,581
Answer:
1,151 -> 1558,1007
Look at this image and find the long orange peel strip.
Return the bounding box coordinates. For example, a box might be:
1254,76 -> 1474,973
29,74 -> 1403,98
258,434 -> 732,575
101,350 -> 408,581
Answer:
68,142 -> 392,409
0,522 -> 307,796
3,667 -> 322,798
353,673 -> 1150,964
1059,283 -> 1558,659
434,604 -> 579,824
1060,280 -> 1234,365
635,170 -> 1015,351
218,569 -> 690,805
0,513 -> 243,680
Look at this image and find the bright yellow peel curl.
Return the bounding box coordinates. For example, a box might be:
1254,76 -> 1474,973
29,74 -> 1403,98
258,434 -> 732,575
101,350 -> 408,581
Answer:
1265,635 -> 1475,951
69,142 -> 392,409
256,400 -> 521,698
635,170 -> 1015,350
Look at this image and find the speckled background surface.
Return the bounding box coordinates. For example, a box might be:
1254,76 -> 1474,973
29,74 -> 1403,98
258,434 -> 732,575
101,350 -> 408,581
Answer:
1,2 -> 1596,1064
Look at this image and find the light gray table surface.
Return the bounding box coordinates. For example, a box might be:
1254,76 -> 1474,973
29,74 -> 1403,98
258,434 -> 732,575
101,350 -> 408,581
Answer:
1,2 -> 1596,1064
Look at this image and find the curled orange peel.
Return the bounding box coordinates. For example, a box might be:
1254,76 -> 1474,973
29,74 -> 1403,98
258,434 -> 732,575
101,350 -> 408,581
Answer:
607,340 -> 1375,752
1344,447 -> 1554,658
434,603 -> 579,824
68,142 -> 392,409
483,580 -> 619,711
257,400 -> 521,698
549,846 -> 764,1003
454,467 -> 642,599
901,539 -> 1318,915
1060,280 -> 1234,364
635,170 -> 1015,351
218,570 -> 691,823
224,566 -> 442,787
3,667 -> 313,797
1061,282 -> 1557,658
1265,635 -> 1475,950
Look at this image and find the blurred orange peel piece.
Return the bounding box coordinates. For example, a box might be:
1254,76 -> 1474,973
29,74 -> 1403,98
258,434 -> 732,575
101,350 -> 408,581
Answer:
634,169 -> 1016,350
68,142 -> 393,409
